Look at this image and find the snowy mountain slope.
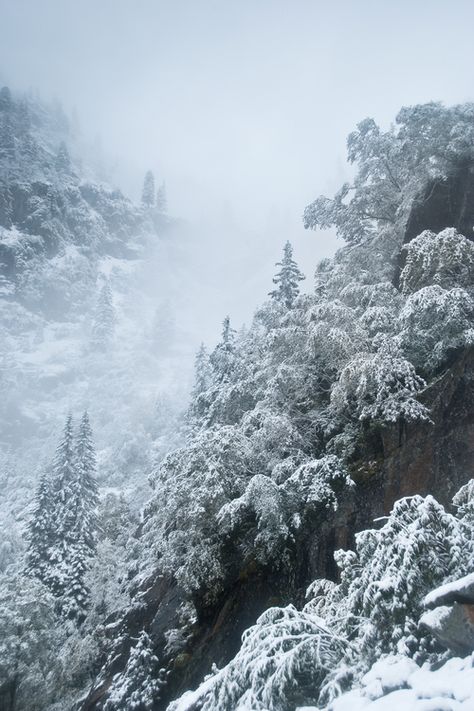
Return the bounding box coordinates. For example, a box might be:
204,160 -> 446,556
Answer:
74,102 -> 474,711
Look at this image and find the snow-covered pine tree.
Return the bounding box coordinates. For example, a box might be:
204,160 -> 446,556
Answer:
26,471 -> 54,582
74,411 -> 99,552
60,537 -> 90,623
186,343 -> 213,429
26,413 -> 99,622
209,315 -> 237,384
104,631 -> 164,710
269,241 -> 305,308
44,414 -> 77,598
91,281 -> 116,349
156,180 -> 167,213
55,140 -> 71,174
53,414 -> 77,515
192,343 -> 212,399
141,170 -> 155,208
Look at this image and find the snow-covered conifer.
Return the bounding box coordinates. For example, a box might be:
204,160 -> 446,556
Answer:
91,281 -> 116,349
141,170 -> 155,207
269,241 -> 305,308
55,140 -> 71,174
74,411 -> 99,552
209,315 -> 237,383
104,631 -> 163,710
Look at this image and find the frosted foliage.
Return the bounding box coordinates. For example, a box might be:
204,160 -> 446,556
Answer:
453,479 -> 474,525
304,103 -> 474,245
144,426 -> 252,595
0,575 -> 61,711
104,631 -> 162,710
330,341 -> 429,423
269,241 -> 305,308
170,606 -> 347,711
218,474 -> 288,561
399,285 -> 474,369
282,456 -> 353,514
174,487 -> 474,711
400,228 -> 474,294
327,494 -> 473,662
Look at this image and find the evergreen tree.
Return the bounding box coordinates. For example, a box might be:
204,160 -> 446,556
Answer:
104,631 -> 163,710
60,539 -> 90,623
51,414 -> 76,531
74,412 -> 99,551
141,170 -> 155,207
209,316 -> 236,383
156,181 -> 167,213
0,86 -> 12,111
91,281 -> 116,349
55,140 -> 71,174
269,241 -> 305,308
192,343 -> 212,399
26,472 -> 54,582
26,413 -> 99,623
0,112 -> 15,162
44,414 -> 77,597
186,343 -> 213,429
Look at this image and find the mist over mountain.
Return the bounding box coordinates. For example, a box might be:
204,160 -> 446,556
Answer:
2,3 -> 474,711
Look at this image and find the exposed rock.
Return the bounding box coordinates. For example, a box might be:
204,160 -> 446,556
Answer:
420,602 -> 474,657
425,573 -> 474,609
394,159 -> 474,286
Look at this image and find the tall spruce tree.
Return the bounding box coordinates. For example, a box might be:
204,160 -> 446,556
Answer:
209,316 -> 237,384
192,343 -> 212,399
26,471 -> 54,582
104,631 -> 163,710
141,170 -> 155,207
74,412 -> 99,551
186,343 -> 213,429
26,413 -> 99,623
269,241 -> 305,308
55,140 -> 72,174
91,281 -> 116,349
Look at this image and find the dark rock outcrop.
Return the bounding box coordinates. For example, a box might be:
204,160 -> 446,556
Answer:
394,159 -> 474,286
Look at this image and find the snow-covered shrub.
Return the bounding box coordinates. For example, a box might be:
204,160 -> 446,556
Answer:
330,340 -> 428,424
144,426 -> 252,597
399,285 -> 474,370
169,606 -> 347,711
400,228 -> 474,295
0,575 -> 63,711
217,456 -> 352,564
282,455 -> 353,518
323,493 -> 472,664
173,485 -> 474,711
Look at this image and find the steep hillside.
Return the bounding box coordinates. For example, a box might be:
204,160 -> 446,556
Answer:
2,96 -> 474,711
0,86 -> 188,579
79,103 -> 474,711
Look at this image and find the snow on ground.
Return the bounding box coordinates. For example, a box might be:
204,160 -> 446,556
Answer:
311,654 -> 474,711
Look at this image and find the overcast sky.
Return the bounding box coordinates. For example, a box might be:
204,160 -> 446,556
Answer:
2,0 -> 474,329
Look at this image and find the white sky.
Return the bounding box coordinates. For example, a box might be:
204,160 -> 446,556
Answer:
1,0 -> 474,331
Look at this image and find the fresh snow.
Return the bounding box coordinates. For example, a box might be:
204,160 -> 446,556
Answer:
323,654 -> 474,710
424,573 -> 474,608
